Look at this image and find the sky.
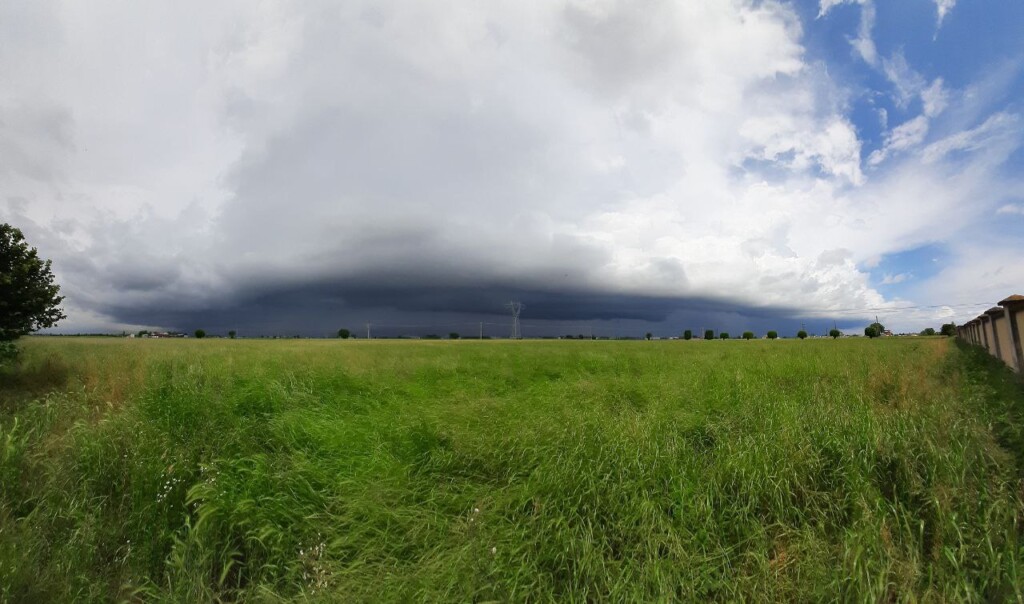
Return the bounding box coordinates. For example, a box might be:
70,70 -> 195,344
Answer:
2,0 -> 1023,338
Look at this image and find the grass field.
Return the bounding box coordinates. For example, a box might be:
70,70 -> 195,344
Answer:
2,336 -> 1024,601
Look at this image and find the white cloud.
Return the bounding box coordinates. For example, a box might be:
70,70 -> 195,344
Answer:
934,0 -> 956,27
921,78 -> 949,117
866,57 -> 950,167
882,51 -> 928,109
819,0 -> 877,65
868,115 -> 930,165
921,112 -> 1022,164
881,272 -> 910,285
996,203 -> 1024,215
880,54 -> 947,119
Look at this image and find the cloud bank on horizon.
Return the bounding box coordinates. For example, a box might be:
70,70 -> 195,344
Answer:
1,0 -> 1022,336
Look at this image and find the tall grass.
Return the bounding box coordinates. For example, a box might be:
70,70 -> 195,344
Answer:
1,337 -> 1023,601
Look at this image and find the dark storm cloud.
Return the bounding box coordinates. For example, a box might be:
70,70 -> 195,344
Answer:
98,271 -> 859,338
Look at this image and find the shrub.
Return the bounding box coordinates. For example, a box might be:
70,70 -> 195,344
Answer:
829,329 -> 841,339
683,330 -> 692,340
0,340 -> 18,368
797,330 -> 808,340
766,331 -> 778,340
742,331 -> 754,340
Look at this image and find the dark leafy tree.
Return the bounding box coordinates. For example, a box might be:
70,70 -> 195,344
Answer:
797,330 -> 808,340
683,330 -> 692,340
766,330 -> 778,340
449,332 -> 460,340
337,328 -> 351,339
704,329 -> 714,340
137,330 -> 149,337
719,332 -> 730,340
1,223 -> 65,342
919,327 -> 936,336
228,330 -> 237,339
829,329 -> 841,339
865,326 -> 880,338
742,331 -> 754,340
194,329 -> 206,339
869,322 -> 885,335
940,323 -> 956,337
645,332 -> 653,341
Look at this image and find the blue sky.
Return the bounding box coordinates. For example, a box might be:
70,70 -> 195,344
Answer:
798,0 -> 1024,326
1,0 -> 1022,336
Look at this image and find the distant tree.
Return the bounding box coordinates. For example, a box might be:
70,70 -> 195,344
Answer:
766,330 -> 778,340
683,330 -> 692,340
797,330 -> 808,340
228,330 -> 237,339
869,322 -> 885,335
137,330 -> 149,338
940,323 -> 956,337
1,223 -> 65,365
829,329 -> 841,339
742,331 -> 754,340
449,332 -> 460,340
194,329 -> 206,339
865,326 -> 880,338
704,329 -> 714,340
337,328 -> 351,339
919,327 -> 936,336
719,332 -> 730,340
423,334 -> 440,340
645,332 -> 653,341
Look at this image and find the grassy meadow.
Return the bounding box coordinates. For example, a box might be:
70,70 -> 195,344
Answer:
2,336 -> 1024,601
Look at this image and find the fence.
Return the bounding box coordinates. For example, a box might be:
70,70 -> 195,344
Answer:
956,294 -> 1024,372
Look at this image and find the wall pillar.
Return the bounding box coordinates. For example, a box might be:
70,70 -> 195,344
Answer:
985,307 -> 1004,361
999,295 -> 1024,373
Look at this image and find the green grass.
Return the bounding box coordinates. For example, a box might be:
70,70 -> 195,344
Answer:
2,336 -> 1024,601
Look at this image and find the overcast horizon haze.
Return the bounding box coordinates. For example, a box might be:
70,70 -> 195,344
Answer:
3,0 -> 1023,338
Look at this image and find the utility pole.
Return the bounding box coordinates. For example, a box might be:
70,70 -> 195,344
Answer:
366,322 -> 371,340
479,321 -> 483,340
